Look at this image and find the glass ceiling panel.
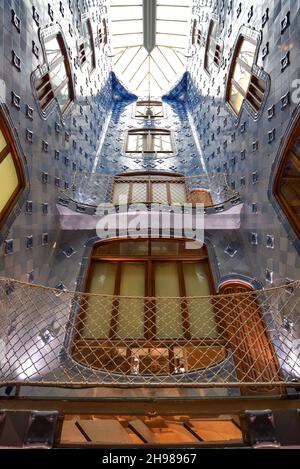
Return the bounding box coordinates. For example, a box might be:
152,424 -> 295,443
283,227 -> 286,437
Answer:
108,0 -> 192,97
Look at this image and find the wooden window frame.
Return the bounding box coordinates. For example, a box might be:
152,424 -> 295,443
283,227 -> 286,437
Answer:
74,238 -> 217,345
204,19 -> 222,74
126,129 -> 173,154
274,119 -> 300,239
135,101 -> 164,119
79,18 -> 96,72
35,30 -> 74,116
226,35 -> 265,117
0,111 -> 25,227
111,173 -> 187,205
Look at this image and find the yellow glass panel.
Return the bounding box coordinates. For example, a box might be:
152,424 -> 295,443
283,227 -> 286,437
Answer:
0,153 -> 19,213
152,183 -> 168,203
113,182 -> 129,204
118,262 -> 145,338
232,61 -> 251,94
238,38 -> 256,67
0,128 -> 7,153
183,263 -> 217,338
154,262 -> 183,338
83,262 -> 117,338
229,83 -> 244,114
131,182 -> 148,203
170,183 -> 186,204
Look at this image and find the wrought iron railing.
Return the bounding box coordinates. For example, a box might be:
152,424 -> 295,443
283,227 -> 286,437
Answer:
58,172 -> 241,214
0,277 -> 299,390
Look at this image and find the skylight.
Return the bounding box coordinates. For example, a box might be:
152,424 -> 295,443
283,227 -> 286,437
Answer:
108,0 -> 192,97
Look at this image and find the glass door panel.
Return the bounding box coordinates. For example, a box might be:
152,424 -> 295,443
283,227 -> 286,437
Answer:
117,262 -> 145,338
84,262 -> 117,338
154,262 -> 183,338
131,182 -> 148,203
169,183 -> 186,204
113,182 -> 130,205
183,263 -> 217,338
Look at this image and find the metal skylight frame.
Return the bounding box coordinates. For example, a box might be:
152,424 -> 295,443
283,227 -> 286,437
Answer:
108,0 -> 192,97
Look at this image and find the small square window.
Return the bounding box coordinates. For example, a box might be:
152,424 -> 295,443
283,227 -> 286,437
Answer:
126,129 -> 173,155
135,101 -> 164,119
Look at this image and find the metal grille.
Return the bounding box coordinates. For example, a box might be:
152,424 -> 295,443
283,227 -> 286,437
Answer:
59,172 -> 239,210
1,277 -> 300,389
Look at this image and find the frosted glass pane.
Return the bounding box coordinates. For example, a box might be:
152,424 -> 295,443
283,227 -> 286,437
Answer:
232,62 -> 251,93
170,183 -> 186,204
45,37 -> 62,66
152,241 -> 179,256
118,263 -> 145,338
239,39 -> 256,67
152,183 -> 168,203
131,182 -> 148,203
83,262 -> 117,338
183,263 -> 217,338
155,262 -> 183,338
113,183 -> 129,204
229,83 -> 244,114
0,153 -> 19,213
0,129 -> 7,153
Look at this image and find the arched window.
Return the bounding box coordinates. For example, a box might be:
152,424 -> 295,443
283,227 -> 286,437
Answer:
226,34 -> 267,117
72,239 -> 223,374
34,28 -> 74,116
135,101 -> 164,118
0,110 -> 25,227
204,19 -> 223,74
274,118 -> 300,238
126,129 -> 173,154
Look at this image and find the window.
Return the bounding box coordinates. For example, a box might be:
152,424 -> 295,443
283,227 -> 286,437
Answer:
98,18 -> 108,46
72,239 -> 217,373
35,31 -> 74,115
126,129 -> 173,154
275,120 -> 300,238
111,173 -> 214,207
192,19 -> 202,47
227,35 -> 266,116
79,18 -> 96,72
135,101 -> 164,119
0,111 -> 25,227
204,20 -> 222,74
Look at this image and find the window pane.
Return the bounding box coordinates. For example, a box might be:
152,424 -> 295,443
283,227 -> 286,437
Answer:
170,183 -> 186,204
238,38 -> 256,67
131,182 -> 148,203
183,263 -> 217,338
56,83 -> 70,110
45,37 -> 63,66
0,153 -> 19,213
127,132 -> 146,152
229,83 -> 244,114
49,61 -> 67,89
117,263 -> 145,338
0,129 -> 7,153
232,61 -> 251,93
84,262 -> 117,338
113,182 -> 130,204
151,241 -> 179,256
152,183 -> 168,203
152,133 -> 172,152
154,262 -> 183,338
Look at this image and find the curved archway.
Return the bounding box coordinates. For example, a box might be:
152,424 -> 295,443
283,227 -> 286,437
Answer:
219,281 -> 283,395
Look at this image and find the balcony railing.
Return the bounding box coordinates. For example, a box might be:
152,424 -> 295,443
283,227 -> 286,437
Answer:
58,172 -> 241,215
0,277 -> 299,391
